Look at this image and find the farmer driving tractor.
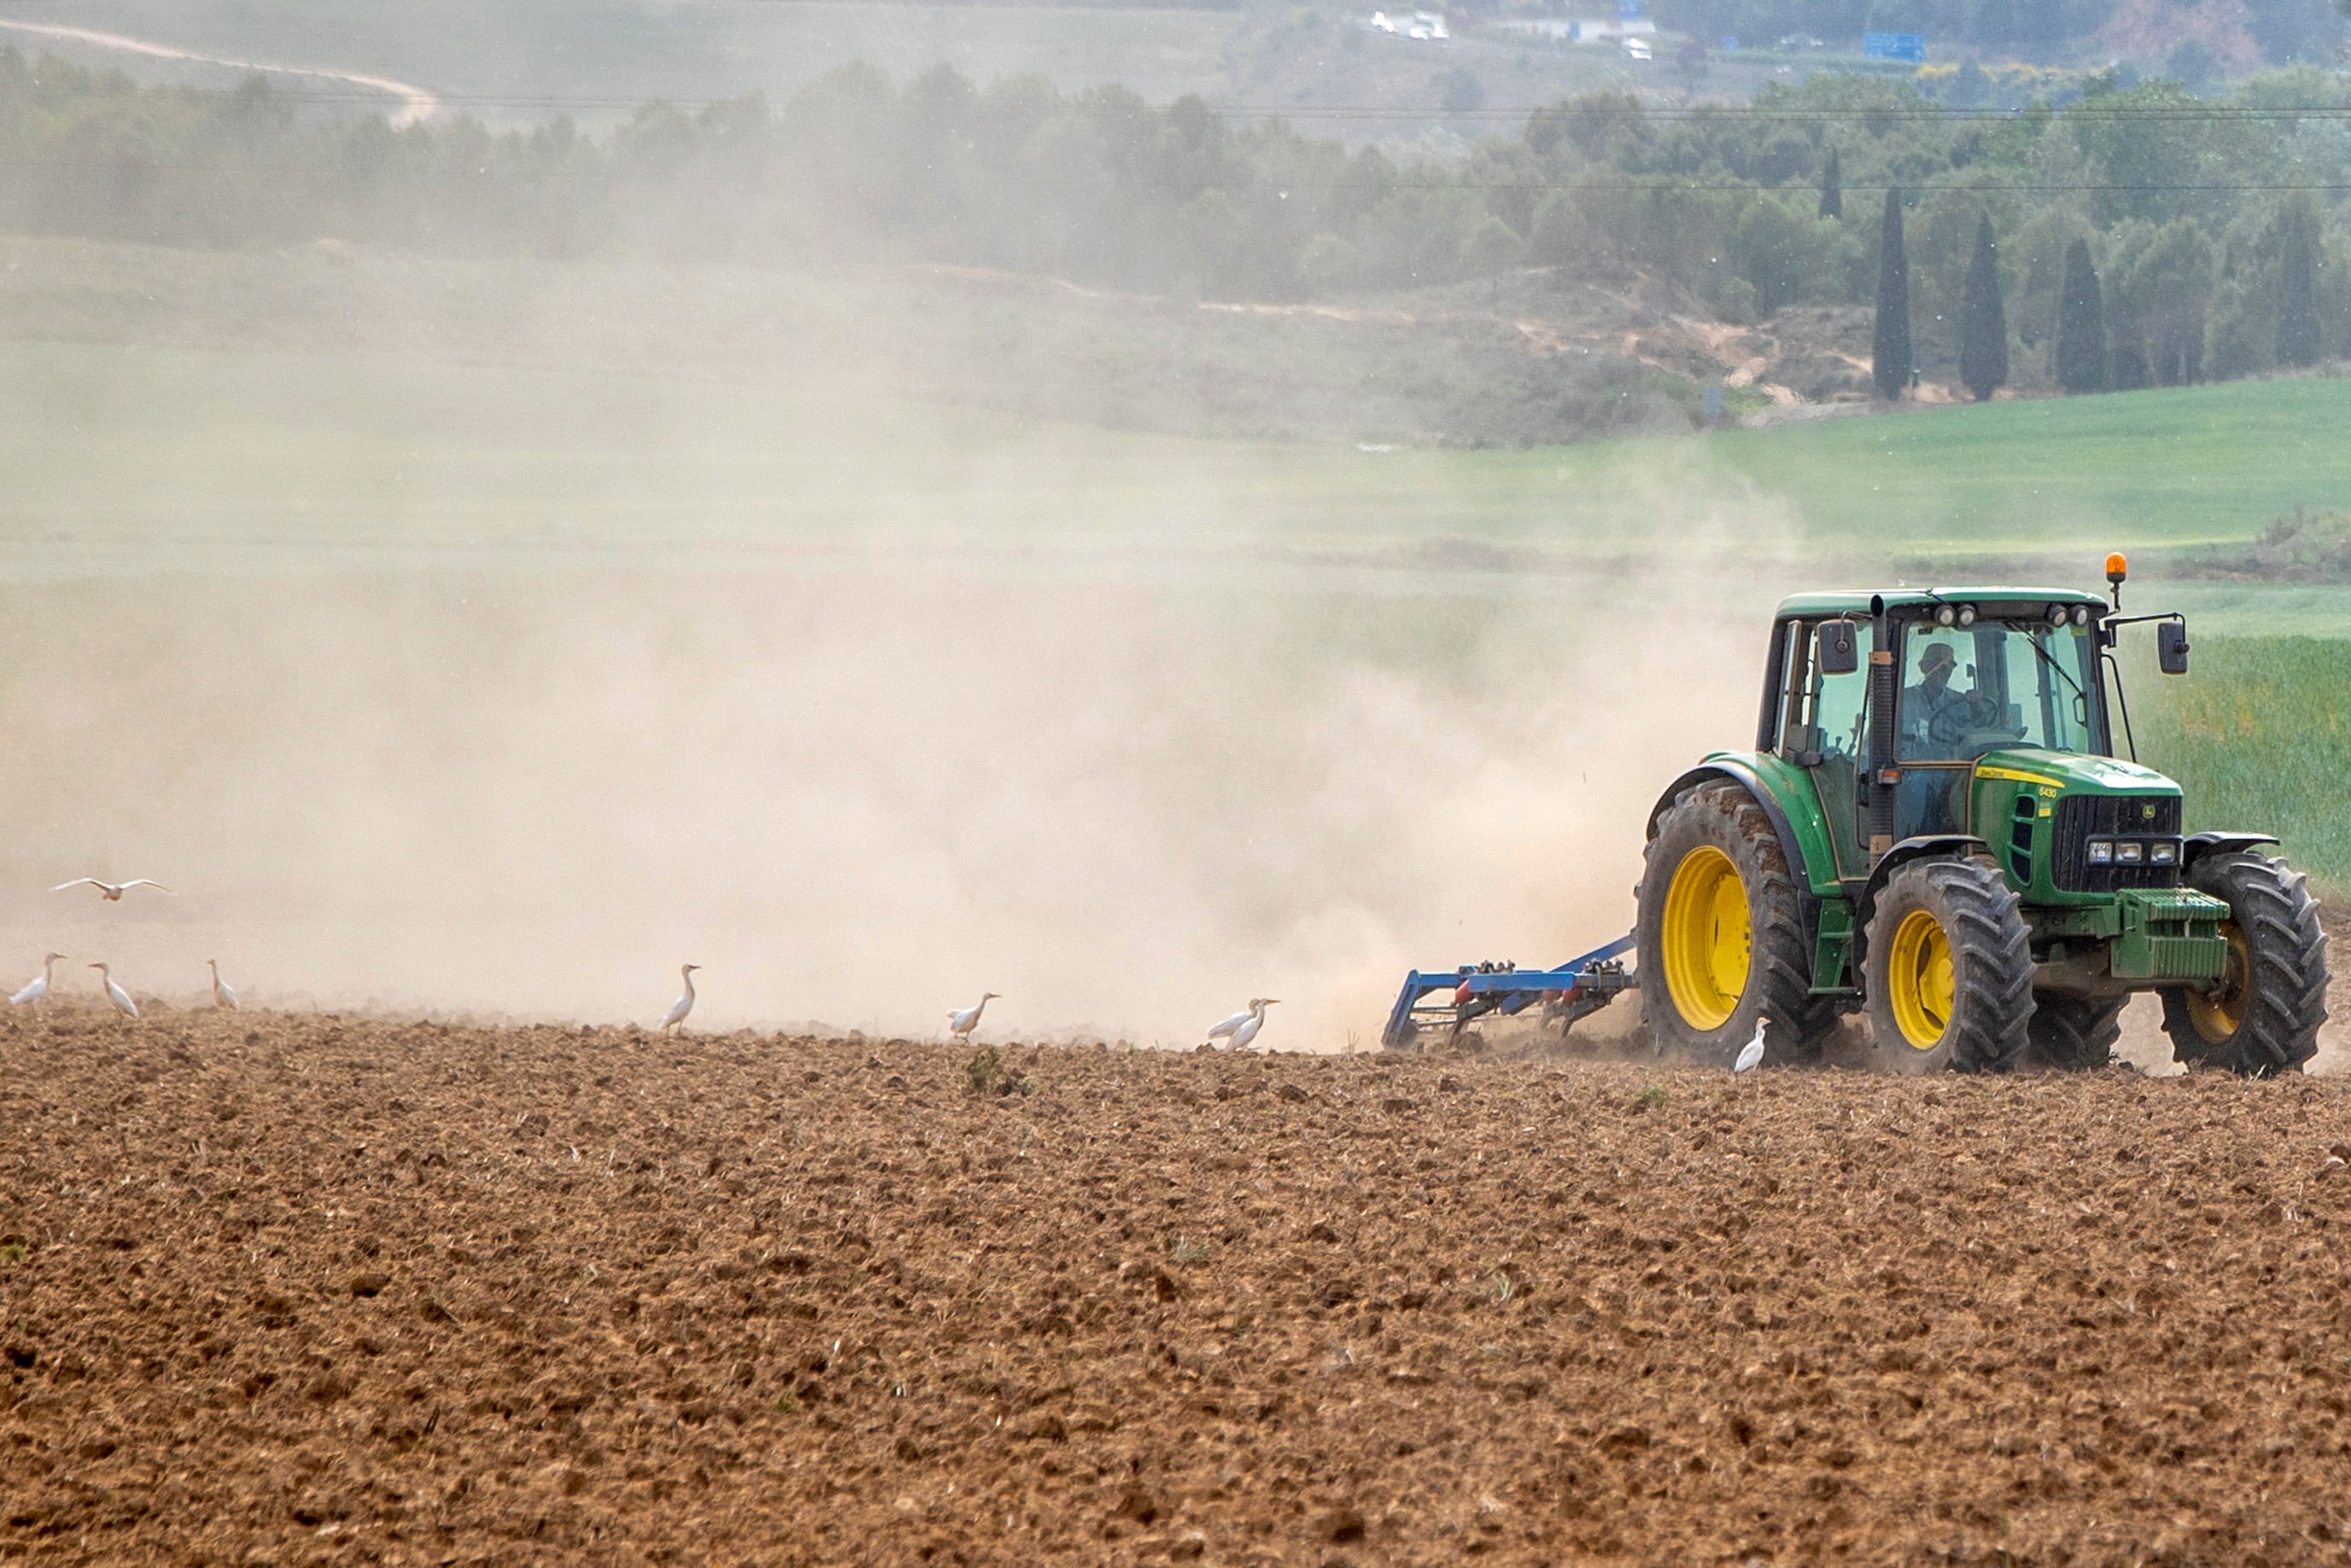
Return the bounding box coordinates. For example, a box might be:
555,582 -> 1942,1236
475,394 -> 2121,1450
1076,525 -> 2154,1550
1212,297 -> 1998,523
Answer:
1902,638 -> 1986,757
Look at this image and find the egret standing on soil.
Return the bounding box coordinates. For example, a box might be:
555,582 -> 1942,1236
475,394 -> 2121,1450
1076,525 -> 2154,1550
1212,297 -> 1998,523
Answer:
1225,998 -> 1278,1052
662,963 -> 700,1035
1734,1015 -> 1769,1077
53,878 -> 172,902
948,992 -> 998,1044
90,962 -> 137,1020
9,952 -> 64,1009
208,959 -> 237,1011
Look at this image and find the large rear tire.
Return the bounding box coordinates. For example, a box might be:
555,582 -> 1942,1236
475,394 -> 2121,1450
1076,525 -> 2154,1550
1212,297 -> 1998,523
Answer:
1862,857 -> 2033,1074
2160,851 -> 2328,1077
2022,996 -> 2127,1071
1637,779 -> 1833,1065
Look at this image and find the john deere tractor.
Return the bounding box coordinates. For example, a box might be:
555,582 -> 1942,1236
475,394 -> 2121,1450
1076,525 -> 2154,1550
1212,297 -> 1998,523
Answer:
1637,560 -> 2329,1075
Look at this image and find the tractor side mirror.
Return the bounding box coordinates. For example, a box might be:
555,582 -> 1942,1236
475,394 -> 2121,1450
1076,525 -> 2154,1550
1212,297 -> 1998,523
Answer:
1818,620 -> 1859,676
2157,621 -> 2190,676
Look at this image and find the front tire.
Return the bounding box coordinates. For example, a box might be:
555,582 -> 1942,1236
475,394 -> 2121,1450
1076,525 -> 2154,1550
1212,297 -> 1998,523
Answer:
2160,851 -> 2328,1077
1637,779 -> 1832,1065
1863,857 -> 2033,1074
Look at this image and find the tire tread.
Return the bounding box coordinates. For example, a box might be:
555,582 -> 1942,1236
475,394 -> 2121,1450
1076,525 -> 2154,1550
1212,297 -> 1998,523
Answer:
1638,779 -> 1833,1064
1863,857 -> 2034,1073
2161,851 -> 2329,1077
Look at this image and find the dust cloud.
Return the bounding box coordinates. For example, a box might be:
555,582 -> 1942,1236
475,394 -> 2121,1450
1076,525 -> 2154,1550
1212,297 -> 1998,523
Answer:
0,553 -> 1781,1045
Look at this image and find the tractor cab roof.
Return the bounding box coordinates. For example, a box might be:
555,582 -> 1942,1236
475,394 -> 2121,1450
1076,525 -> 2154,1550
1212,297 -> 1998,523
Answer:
1774,588 -> 2108,619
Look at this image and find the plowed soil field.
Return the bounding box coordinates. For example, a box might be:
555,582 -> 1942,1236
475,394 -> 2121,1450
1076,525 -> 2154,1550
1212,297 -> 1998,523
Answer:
6,1010 -> 2351,1566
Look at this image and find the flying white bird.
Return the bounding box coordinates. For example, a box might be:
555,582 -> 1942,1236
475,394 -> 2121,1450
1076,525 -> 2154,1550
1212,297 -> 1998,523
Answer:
1734,1014 -> 1769,1076
89,962 -> 137,1020
661,963 -> 700,1035
53,878 -> 173,902
208,958 -> 238,1011
9,952 -> 65,1009
1227,998 -> 1279,1052
947,992 -> 999,1043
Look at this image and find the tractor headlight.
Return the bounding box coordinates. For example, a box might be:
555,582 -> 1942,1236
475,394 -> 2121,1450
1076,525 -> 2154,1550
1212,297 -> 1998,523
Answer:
2117,841 -> 2145,864
1957,604 -> 1977,626
2087,840 -> 2114,864
2048,603 -> 2070,627
2150,840 -> 2179,866
1936,604 -> 1956,626
2073,604 -> 2091,626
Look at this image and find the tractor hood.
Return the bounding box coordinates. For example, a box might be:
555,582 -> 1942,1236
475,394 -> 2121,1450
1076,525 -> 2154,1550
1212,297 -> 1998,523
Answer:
1971,750 -> 2182,799
1969,749 -> 2186,904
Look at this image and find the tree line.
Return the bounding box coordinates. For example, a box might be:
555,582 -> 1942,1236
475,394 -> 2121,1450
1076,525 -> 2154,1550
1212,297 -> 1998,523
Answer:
1869,178 -> 2333,400
0,48 -> 2345,394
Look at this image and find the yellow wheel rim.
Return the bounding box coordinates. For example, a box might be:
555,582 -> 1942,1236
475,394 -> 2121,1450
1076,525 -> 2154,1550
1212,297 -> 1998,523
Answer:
1661,845 -> 1750,1031
1886,908 -> 1956,1050
2185,921 -> 2250,1044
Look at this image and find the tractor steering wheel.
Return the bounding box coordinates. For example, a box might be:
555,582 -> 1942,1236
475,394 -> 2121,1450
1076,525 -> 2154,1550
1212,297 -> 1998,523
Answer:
1926,693 -> 1991,747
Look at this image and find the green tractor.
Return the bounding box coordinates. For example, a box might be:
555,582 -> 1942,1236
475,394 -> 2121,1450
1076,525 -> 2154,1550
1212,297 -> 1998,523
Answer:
1637,560 -> 2329,1075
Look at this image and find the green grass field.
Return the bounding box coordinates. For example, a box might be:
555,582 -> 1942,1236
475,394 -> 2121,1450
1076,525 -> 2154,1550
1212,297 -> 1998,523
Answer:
1391,374 -> 2351,561
2133,638 -> 2351,892
1708,382 -> 2351,552
5,231 -> 2343,588
1,323 -> 2340,882
6,331 -> 2350,589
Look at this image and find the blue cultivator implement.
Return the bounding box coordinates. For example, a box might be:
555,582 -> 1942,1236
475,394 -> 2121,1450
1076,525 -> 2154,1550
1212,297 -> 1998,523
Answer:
1380,933 -> 1638,1051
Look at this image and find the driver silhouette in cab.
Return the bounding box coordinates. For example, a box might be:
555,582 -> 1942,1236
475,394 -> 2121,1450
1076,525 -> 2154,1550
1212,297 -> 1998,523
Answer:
1903,641 -> 1987,758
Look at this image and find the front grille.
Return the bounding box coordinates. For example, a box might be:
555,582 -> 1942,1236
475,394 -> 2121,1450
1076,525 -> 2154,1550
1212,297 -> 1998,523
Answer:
2052,794 -> 2184,892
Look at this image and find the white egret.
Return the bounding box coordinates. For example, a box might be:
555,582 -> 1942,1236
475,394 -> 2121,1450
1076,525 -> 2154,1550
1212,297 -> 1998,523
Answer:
1227,998 -> 1279,1052
1207,999 -> 1266,1042
947,992 -> 998,1043
1734,1014 -> 1769,1076
208,959 -> 238,1011
661,963 -> 700,1035
53,878 -> 173,902
9,952 -> 65,1009
89,962 -> 137,1020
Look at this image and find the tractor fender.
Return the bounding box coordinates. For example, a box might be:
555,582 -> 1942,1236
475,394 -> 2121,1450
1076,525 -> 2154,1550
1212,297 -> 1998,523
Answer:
1648,763 -> 1822,916
2184,831 -> 2280,867
1854,835 -> 1994,963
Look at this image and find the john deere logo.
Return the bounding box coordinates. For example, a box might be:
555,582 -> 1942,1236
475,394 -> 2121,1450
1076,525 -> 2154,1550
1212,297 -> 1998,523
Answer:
2140,803 -> 2159,820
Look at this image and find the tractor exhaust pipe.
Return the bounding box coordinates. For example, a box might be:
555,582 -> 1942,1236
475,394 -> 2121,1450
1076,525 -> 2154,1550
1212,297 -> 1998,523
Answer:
1868,594 -> 1897,861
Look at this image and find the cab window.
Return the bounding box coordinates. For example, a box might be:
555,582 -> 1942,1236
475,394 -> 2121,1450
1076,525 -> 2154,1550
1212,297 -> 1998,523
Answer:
1898,618 -> 2102,762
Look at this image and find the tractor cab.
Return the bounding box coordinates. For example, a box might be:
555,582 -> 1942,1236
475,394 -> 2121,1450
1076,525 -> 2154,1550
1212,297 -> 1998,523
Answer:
1767,588 -> 2127,881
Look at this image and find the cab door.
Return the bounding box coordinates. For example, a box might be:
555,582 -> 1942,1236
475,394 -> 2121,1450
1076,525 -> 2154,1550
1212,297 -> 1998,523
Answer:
1783,619 -> 1874,881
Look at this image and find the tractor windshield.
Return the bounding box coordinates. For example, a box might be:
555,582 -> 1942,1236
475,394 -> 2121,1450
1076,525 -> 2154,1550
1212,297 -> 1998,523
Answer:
1898,617 -> 2104,762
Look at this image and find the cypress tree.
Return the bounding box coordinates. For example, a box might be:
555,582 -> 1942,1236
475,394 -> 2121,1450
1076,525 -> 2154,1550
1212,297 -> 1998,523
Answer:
1818,146 -> 1842,220
2278,202 -> 2321,367
2055,237 -> 2107,393
1958,212 -> 2008,401
1872,187 -> 1910,401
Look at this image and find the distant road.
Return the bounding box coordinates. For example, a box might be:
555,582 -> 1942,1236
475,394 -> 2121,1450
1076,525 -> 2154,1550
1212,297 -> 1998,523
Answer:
0,17 -> 437,126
